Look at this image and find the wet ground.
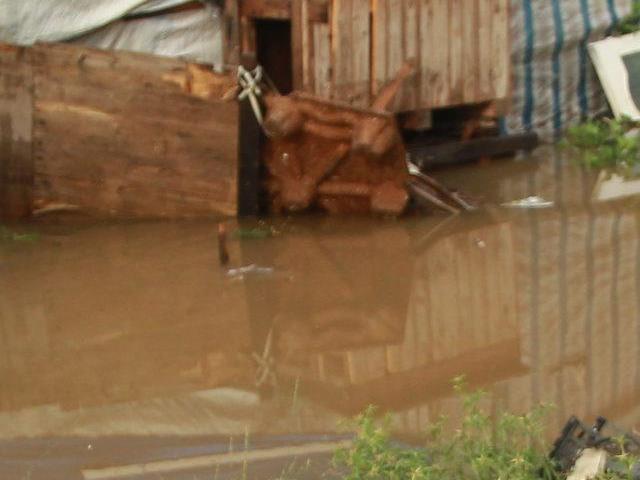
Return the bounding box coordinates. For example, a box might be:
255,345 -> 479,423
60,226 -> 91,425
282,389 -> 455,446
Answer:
1,146 -> 640,479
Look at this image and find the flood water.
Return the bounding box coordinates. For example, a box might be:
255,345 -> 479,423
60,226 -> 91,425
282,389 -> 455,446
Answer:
1,145 -> 640,479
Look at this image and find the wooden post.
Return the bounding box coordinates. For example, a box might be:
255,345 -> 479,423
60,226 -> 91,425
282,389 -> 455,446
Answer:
224,0 -> 241,66
237,57 -> 263,217
0,45 -> 33,220
291,0 -> 305,91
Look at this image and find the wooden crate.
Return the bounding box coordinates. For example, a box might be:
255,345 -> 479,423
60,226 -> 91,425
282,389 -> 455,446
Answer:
231,0 -> 510,111
1,43 -> 240,219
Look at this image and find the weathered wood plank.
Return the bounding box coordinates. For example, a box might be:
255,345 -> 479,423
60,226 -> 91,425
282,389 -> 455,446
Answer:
463,0 -> 479,103
237,92 -> 262,217
448,0 -> 463,105
230,0 -> 511,112
368,0 -> 509,111
477,0 -> 493,100
331,0 -> 351,102
430,0 -> 449,106
351,0 -> 371,106
331,0 -> 370,107
371,0 -> 388,96
387,0 -> 403,105
300,0 -> 314,92
419,0 -> 432,103
31,43 -> 238,218
291,0 -> 305,90
240,16 -> 257,57
0,45 -> 33,219
240,0 -> 291,19
492,0 -> 510,101
224,0 -> 241,66
402,0 -> 419,109
313,24 -> 332,98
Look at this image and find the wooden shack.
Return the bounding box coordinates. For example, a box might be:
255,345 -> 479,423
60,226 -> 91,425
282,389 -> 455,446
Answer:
225,0 -> 510,111
0,1 -> 511,219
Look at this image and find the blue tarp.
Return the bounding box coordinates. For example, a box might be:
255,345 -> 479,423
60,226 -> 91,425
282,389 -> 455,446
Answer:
505,0 -> 635,141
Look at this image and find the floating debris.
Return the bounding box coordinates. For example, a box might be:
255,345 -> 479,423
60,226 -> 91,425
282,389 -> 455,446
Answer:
473,238 -> 486,248
226,264 -> 274,277
225,263 -> 292,280
32,203 -> 81,217
501,195 -> 554,209
551,416 -> 640,479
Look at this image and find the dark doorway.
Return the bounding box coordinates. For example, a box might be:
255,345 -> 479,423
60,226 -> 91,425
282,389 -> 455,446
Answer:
255,19 -> 293,94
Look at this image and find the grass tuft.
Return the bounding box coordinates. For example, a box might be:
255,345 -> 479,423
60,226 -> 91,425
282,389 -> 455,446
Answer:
334,377 -> 557,480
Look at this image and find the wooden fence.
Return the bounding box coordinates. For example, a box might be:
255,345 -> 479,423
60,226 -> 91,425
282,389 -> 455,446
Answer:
236,0 -> 511,111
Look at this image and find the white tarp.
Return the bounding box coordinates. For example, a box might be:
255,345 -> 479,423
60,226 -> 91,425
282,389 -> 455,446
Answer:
0,0 -> 223,67
73,4 -> 224,67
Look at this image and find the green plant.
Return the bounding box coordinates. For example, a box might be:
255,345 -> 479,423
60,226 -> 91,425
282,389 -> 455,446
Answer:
564,117 -> 640,178
334,377 -> 558,480
333,405 -> 431,480
595,437 -> 640,480
617,1 -> 640,35
0,226 -> 39,243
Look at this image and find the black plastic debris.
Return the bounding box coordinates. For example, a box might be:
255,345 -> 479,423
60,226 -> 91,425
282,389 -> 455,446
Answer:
550,416 -> 640,479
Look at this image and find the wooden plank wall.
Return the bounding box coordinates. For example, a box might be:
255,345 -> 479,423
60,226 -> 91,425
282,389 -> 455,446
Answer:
313,24 -> 332,99
300,0 -> 510,111
370,0 -> 509,111
0,45 -> 33,219
233,0 -> 509,111
331,0 -> 371,106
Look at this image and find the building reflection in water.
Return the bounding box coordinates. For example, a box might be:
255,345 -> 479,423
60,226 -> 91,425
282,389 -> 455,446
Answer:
0,146 -> 639,439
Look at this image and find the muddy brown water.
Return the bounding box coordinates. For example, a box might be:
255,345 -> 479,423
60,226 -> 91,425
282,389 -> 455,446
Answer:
1,145 -> 640,478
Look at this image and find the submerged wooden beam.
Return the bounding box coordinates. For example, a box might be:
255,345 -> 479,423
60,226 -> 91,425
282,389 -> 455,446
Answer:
409,133 -> 540,169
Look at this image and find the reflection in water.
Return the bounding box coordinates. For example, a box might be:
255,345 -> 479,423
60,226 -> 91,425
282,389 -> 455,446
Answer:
0,146 -> 639,447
